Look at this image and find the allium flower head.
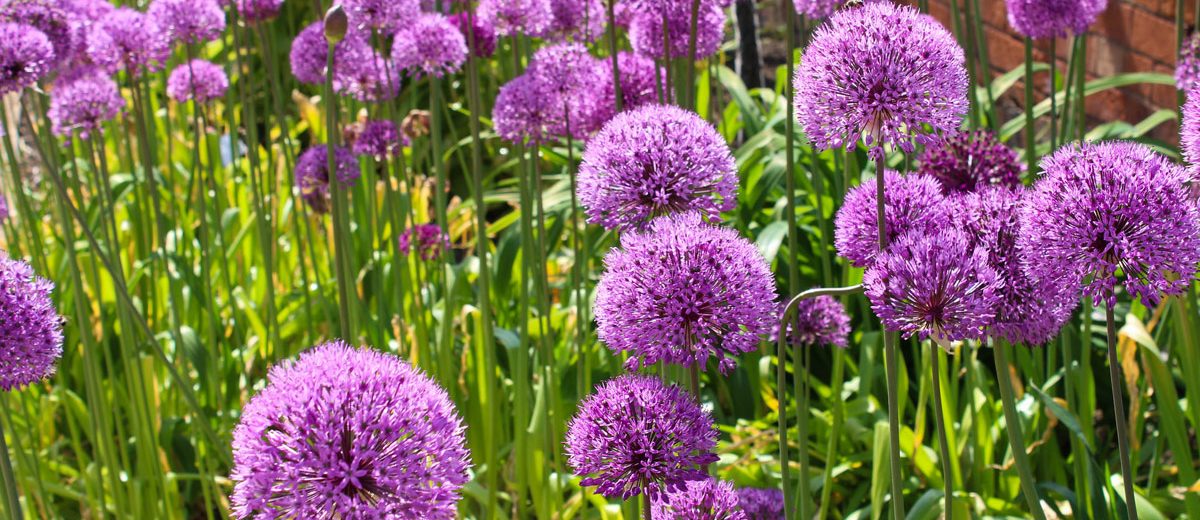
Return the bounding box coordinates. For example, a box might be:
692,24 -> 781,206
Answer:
448,12 -> 496,58
1006,0 -> 1107,40
294,145 -> 359,213
0,0 -> 70,69
0,23 -> 53,94
779,295 -> 851,348
834,170 -> 950,268
604,51 -> 662,111
230,341 -> 471,519
166,59 -> 228,103
0,255 -> 63,391
392,13 -> 468,78
334,46 -> 401,102
864,227 -> 1001,344
342,0 -> 420,32
953,187 -> 1075,345
48,67 -> 124,139
594,212 -> 777,373
546,0 -> 606,42
399,223 -> 451,261
917,130 -> 1023,194
1178,32 -> 1200,92
1018,141 -> 1200,307
579,104 -> 736,230
0,195 -> 9,221
148,0 -> 225,45
87,8 -> 170,75
652,478 -> 747,520
478,0 -> 552,36
233,0 -> 285,23
792,0 -> 844,19
1182,89 -> 1200,167
493,73 -> 562,144
290,21 -> 337,85
628,1 -> 725,60
565,374 -> 718,499
350,120 -> 406,159
736,488 -> 785,520
794,2 -> 968,153
526,42 -> 609,137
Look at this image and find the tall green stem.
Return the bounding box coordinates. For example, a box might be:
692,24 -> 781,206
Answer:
1023,38 -> 1036,173
1105,305 -> 1139,520
0,413 -> 21,520
876,153 -> 906,520
992,338 -> 1047,520
930,344 -> 953,520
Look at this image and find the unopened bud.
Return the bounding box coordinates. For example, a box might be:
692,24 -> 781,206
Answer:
324,5 -> 348,44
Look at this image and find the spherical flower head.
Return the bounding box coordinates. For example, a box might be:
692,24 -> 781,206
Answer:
290,22 -> 333,86
342,0 -> 420,33
794,2 -> 967,154
478,0 -> 552,37
565,374 -> 718,499
628,1 -> 724,60
233,0 -> 285,23
526,42 -> 609,137
448,12 -> 497,58
917,130 -> 1023,194
792,0 -> 844,19
294,145 -> 359,213
607,51 -> 662,111
230,341 -> 471,518
398,223 -> 451,261
1178,32 -> 1200,92
0,255 -> 63,391
1018,141 -> 1200,308
834,170 -> 950,268
148,0 -> 225,46
579,104 -> 736,230
0,0 -> 71,69
864,227 -> 1001,344
333,42 -> 401,103
0,23 -> 53,94
392,13 -> 468,78
953,187 -> 1075,345
87,8 -> 170,76
0,195 -> 9,221
166,60 -> 228,103
1006,0 -> 1107,40
546,0 -> 606,42
594,213 -> 777,373
493,73 -> 563,144
779,295 -> 851,348
1182,89 -> 1200,167
48,67 -> 124,140
652,478 -> 747,520
350,120 -> 406,159
736,488 -> 784,520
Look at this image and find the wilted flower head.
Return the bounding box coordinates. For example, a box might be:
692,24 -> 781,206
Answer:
565,374 -> 718,499
864,227 -> 1001,345
954,187 -> 1075,345
628,0 -> 725,60
342,0 -> 420,32
652,478 -> 747,520
779,295 -> 851,348
294,145 -> 359,213
0,23 -> 53,94
87,8 -> 170,75
166,59 -> 228,103
233,0 -> 285,23
834,170 -> 950,268
48,67 -> 124,139
399,223 -> 451,261
448,12 -> 496,58
546,0 -> 606,41
594,212 -> 777,373
1178,32 -> 1200,92
794,2 -> 967,153
349,119 -> 407,159
230,341 -> 471,519
0,255 -> 63,391
736,488 -> 784,520
148,0 -> 225,45
0,0 -> 70,69
1018,141 -> 1200,307
392,13 -> 468,78
493,73 -> 562,143
917,130 -> 1023,194
478,0 -> 552,36
579,104 -> 736,230
1006,0 -> 1107,40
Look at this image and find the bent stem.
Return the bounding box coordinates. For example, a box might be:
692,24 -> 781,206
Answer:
875,152 -> 906,520
992,338 -> 1047,520
930,343 -> 953,520
1105,305 -> 1139,520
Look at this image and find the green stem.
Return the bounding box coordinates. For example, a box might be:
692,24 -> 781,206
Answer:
325,41 -> 355,341
993,338 -> 1048,520
1105,305 -> 1139,520
931,343 -> 953,520
0,412 -> 21,520
1024,38 -> 1036,172
1049,37 -> 1057,152
876,153 -> 906,520
607,0 -> 623,112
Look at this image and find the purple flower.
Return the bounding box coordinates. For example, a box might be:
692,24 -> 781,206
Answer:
0,23 -> 53,94
448,12 -> 496,58
736,488 -> 784,520
87,8 -> 170,75
628,0 -> 725,60
565,374 -> 718,500
1183,89 -> 1200,167
0,0 -> 71,69
148,0 -> 225,46
779,295 -> 851,348
478,0 -> 552,37
230,341 -> 471,519
594,212 -> 777,373
493,73 -> 562,144
793,2 -> 967,153
1006,0 -> 1107,40
604,51 -> 663,111
350,120 -> 407,159
62,0 -> 113,66
399,223 -> 451,261
1018,141 -> 1200,307
792,0 -> 844,19
48,67 -> 124,139
232,0 -> 284,23
343,0 -> 420,33
1178,32 -> 1200,92
546,0 -> 606,42
294,145 -> 359,213
917,130 -> 1023,194
526,42 -> 609,137
392,13 -> 468,78
334,44 -> 401,102
834,170 -> 950,268
0,194 -> 9,221
652,478 -> 747,520
0,256 -> 63,391
579,104 -> 736,230
166,59 -> 228,103
953,187 -> 1075,346
864,227 -> 1001,344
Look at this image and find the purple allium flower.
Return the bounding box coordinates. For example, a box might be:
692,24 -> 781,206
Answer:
833,170 -> 950,268
953,187 -> 1075,346
546,0 -> 606,42
793,2 -> 967,153
917,130 -> 1024,194
334,44 -> 401,102
230,341 -> 471,519
578,104 -> 736,230
290,21 -> 338,86
526,42 -> 609,137
448,12 -> 496,58
628,1 -> 725,60
594,212 -> 777,373
1018,141 -> 1200,308
1178,32 -> 1200,92
232,0 -> 285,23
0,255 -> 63,391
493,73 -> 562,144
864,227 -> 1000,344
87,8 -> 170,75
342,0 -> 420,33
792,0 -> 844,19
0,23 -> 53,94
478,0 -> 552,37
392,13 -> 468,78
294,145 -> 359,213
565,374 -> 718,499
1006,0 -> 1107,40
736,488 -> 785,520
1183,90 -> 1200,167
603,51 -> 662,111
148,0 -> 225,45
399,223 -> 451,261
0,195 -> 9,221
48,67 -> 124,139
0,0 -> 70,69
350,120 -> 407,159
166,59 -> 228,103
62,0 -> 113,66
779,295 -> 851,348
652,478 -> 747,520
